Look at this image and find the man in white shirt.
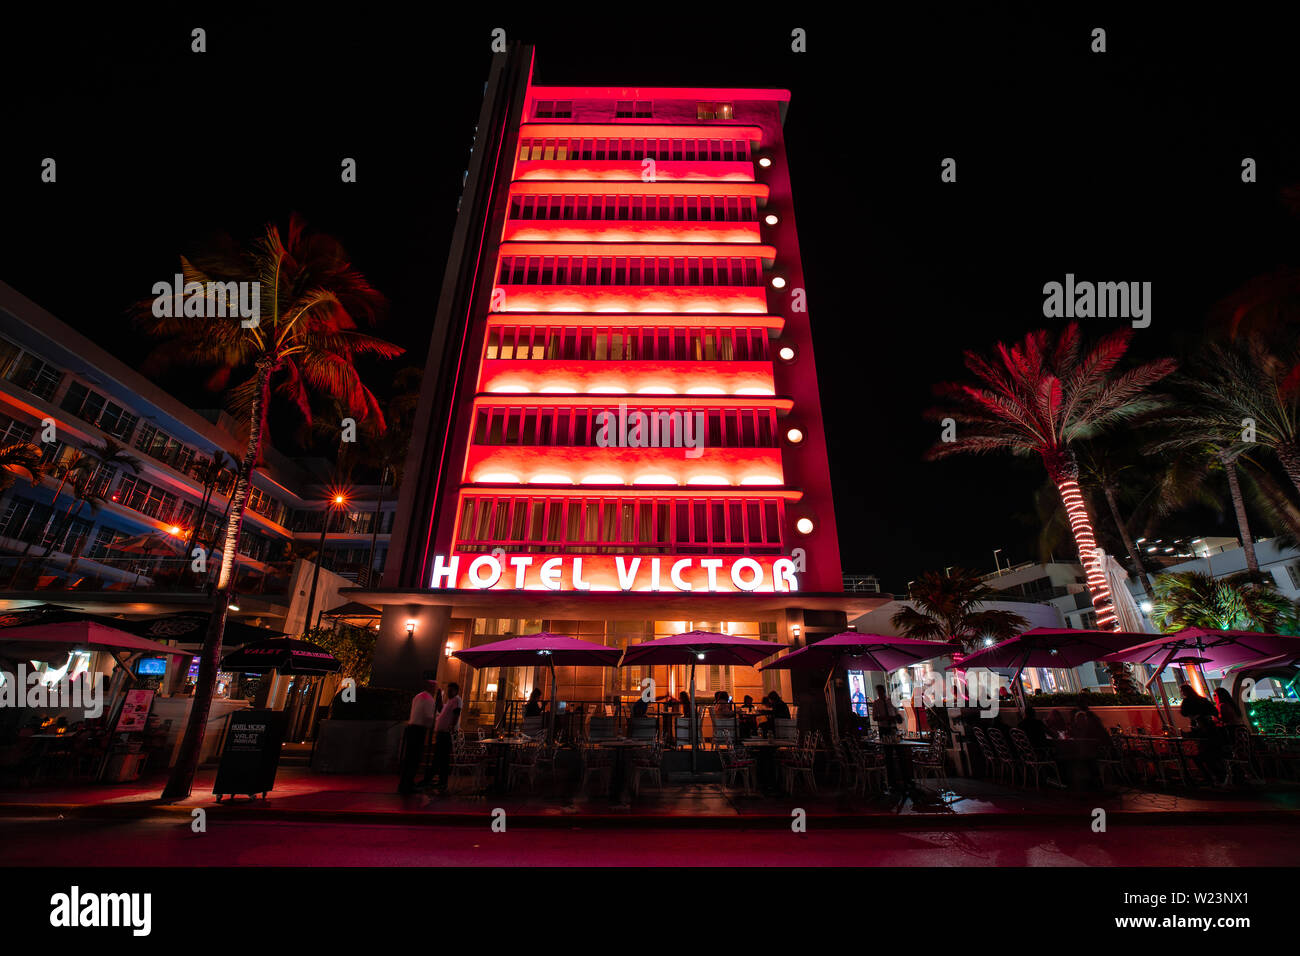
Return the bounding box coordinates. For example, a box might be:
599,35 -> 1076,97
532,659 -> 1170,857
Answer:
399,672 -> 440,794
430,682 -> 462,794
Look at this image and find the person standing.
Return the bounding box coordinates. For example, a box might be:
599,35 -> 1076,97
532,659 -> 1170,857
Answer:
430,681 -> 463,794
399,673 -> 440,794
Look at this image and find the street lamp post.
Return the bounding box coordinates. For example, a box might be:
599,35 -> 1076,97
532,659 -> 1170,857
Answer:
302,493 -> 346,636
993,549 -> 1003,574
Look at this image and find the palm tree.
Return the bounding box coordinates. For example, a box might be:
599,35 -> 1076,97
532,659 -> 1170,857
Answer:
32,439 -> 141,581
1159,338 -> 1300,496
892,569 -> 1029,652
1151,571 -> 1294,633
928,323 -> 1176,633
927,324 -> 1175,692
0,441 -> 45,494
184,450 -> 233,578
137,215 -> 402,800
1076,442 -> 1159,599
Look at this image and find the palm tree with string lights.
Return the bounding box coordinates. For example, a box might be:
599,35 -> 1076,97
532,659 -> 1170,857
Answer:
136,213 -> 403,800
926,323 -> 1176,690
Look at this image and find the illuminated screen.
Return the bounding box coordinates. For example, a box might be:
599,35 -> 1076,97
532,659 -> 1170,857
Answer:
137,657 -> 167,676
846,670 -> 870,717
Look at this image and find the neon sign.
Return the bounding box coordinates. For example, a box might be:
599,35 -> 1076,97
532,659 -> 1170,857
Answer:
429,553 -> 798,593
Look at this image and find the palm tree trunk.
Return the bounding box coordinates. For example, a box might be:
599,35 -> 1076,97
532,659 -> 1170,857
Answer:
1274,441 -> 1300,501
1047,460 -> 1139,695
187,474 -> 215,580
1101,481 -> 1155,600
162,361 -> 274,801
1221,451 -> 1259,574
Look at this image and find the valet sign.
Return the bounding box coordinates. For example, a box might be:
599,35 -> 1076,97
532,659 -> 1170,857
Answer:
430,553 -> 800,593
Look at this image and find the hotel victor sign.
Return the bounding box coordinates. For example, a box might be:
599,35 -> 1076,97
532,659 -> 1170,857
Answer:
430,553 -> 800,592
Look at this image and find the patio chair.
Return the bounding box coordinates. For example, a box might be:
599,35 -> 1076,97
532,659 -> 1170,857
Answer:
449,736 -> 489,794
580,744 -> 612,793
1097,732 -> 1131,788
520,716 -> 545,738
772,718 -> 798,743
1009,728 -> 1060,788
780,739 -> 818,794
508,742 -> 542,791
631,739 -> 664,795
674,717 -> 696,749
588,716 -> 616,742
1256,731 -> 1300,780
1222,727 -> 1263,786
912,728 -> 949,790
969,725 -> 997,779
627,717 -> 658,741
985,727 -> 1019,784
853,740 -> 888,796
711,717 -> 739,748
718,739 -> 756,794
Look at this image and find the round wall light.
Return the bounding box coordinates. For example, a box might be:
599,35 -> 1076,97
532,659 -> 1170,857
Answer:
764,214 -> 779,225
778,345 -> 795,361
771,276 -> 786,289
758,157 -> 772,168
786,427 -> 804,444
795,517 -> 815,535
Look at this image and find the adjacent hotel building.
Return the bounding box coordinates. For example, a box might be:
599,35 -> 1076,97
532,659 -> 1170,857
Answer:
360,46 -> 887,724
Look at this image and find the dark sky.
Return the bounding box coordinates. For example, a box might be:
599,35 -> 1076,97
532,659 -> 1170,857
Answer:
4,9 -> 1299,593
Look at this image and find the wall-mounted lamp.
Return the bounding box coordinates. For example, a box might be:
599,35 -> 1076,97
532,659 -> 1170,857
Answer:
404,619 -> 417,637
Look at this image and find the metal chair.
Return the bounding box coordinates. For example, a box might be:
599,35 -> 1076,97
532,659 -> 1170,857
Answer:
588,716 -> 616,741
986,727 -> 1019,784
1009,728 -> 1060,788
912,728 -> 949,790
579,744 -> 612,793
969,725 -> 997,779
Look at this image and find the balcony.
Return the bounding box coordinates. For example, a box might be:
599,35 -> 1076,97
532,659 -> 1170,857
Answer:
491,284 -> 769,315
463,444 -> 785,489
478,358 -> 775,397
501,219 -> 762,244
514,160 -> 754,183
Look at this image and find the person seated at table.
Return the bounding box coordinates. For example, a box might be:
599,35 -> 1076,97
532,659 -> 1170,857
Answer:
630,697 -> 649,719
524,688 -> 545,718
677,691 -> 694,718
738,695 -> 759,737
1180,682 -> 1225,779
713,691 -> 735,718
1017,706 -> 1057,755
1045,709 -> 1070,738
1214,687 -> 1243,727
1071,702 -> 1109,741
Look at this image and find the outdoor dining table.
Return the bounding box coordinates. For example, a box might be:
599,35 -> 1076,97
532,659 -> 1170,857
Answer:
594,737 -> 648,803
1125,734 -> 1197,786
1049,737 -> 1100,789
740,737 -> 787,793
479,736 -> 531,793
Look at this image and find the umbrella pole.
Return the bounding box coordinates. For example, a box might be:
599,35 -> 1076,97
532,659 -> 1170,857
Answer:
548,658 -> 557,743
824,665 -> 839,746
689,661 -> 698,774
1146,647 -> 1180,731
1011,650 -> 1030,716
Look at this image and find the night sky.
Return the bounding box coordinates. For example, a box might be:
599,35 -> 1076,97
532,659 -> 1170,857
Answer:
4,9 -> 1299,594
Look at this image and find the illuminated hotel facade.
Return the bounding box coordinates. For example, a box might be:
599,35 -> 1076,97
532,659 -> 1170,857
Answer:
358,46 -> 887,725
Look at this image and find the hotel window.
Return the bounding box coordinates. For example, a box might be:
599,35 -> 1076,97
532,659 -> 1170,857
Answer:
60,382 -> 139,441
697,102 -> 734,121
0,413 -> 35,447
533,100 -> 572,118
615,100 -> 652,118
114,474 -> 180,523
5,351 -> 63,402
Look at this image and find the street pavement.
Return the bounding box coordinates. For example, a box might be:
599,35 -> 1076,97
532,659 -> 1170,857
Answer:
2,816 -> 1298,866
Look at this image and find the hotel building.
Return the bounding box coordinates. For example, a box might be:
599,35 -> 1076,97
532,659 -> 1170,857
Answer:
360,46 -> 887,728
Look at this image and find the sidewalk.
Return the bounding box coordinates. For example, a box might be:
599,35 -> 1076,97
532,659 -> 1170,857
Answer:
3,766 -> 1299,829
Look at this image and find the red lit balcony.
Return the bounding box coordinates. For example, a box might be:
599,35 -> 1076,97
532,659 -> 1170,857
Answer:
502,219 -> 762,244
463,445 -> 785,489
477,359 -> 775,396
492,285 -> 769,314
514,160 -> 754,183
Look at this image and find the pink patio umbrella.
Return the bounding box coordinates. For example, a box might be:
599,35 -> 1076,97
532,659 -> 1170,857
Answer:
620,630 -> 784,770
949,627 -> 1151,711
0,619 -> 193,660
760,633 -> 961,740
453,633 -> 622,741
1098,628 -> 1300,728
